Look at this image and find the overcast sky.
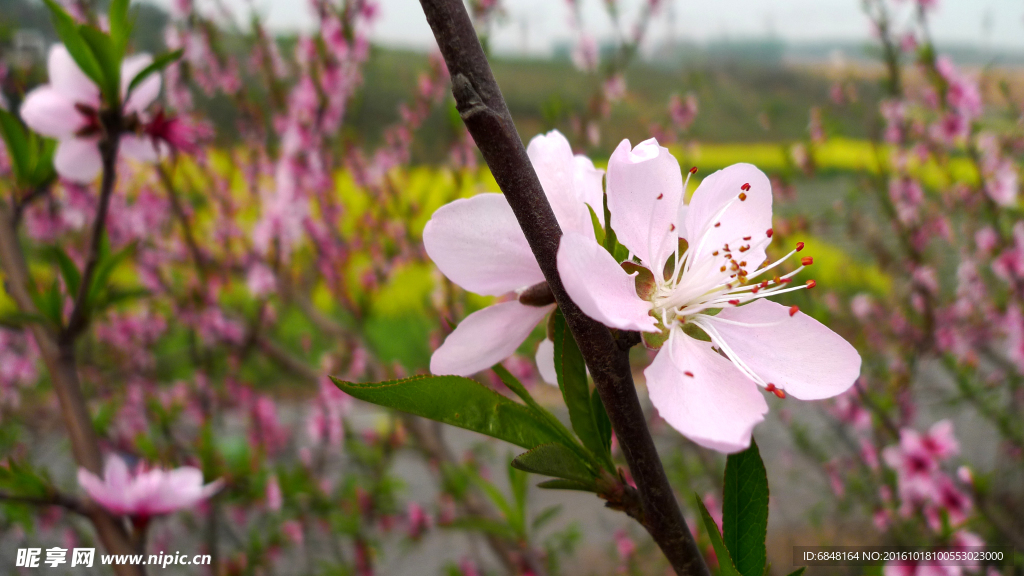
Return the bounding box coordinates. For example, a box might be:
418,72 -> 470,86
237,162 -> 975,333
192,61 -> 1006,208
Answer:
157,0 -> 1024,55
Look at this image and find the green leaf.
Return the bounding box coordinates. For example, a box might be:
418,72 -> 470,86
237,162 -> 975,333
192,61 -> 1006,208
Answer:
126,49 -> 183,97
28,136 -> 57,187
511,443 -> 597,486
87,240 -> 136,306
41,0 -> 106,89
552,310 -> 614,471
332,375 -> 565,449
587,204 -> 605,246
723,440 -> 770,576
536,479 -> 595,492
0,311 -> 48,329
108,0 -> 132,56
785,569 -> 806,576
695,494 -> 742,576
445,518 -> 520,540
602,191 -> 616,256
531,504 -> 562,531
43,246 -> 81,297
591,388 -> 612,454
0,109 -> 29,180
78,25 -> 121,103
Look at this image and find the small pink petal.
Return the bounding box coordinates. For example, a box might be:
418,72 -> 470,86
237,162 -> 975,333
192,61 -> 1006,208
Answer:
430,300 -> 553,376
557,232 -> 657,332
607,138 -> 683,270
19,86 -> 84,138
573,155 -> 605,226
535,338 -> 558,386
120,134 -> 161,162
684,163 -> 773,268
423,194 -> 544,296
47,45 -> 100,107
710,300 -> 861,400
54,138 -> 102,183
645,333 -> 768,453
526,130 -> 593,238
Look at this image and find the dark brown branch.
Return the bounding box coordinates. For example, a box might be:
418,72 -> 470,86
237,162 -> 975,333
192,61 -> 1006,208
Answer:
416,2 -> 709,574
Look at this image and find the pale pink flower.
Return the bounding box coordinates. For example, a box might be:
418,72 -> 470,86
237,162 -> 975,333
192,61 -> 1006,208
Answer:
77,455 -> 222,518
556,139 -> 861,452
266,475 -> 283,511
424,130 -> 603,376
19,45 -> 164,182
571,35 -> 599,73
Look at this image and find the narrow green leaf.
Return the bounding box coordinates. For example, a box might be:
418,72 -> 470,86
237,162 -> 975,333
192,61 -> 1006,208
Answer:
332,375 -> 564,449
87,240 -> 135,305
602,191 -> 616,256
126,49 -> 183,97
78,26 -> 121,102
43,246 -> 81,296
0,311 -> 48,329
587,204 -> 605,246
591,389 -> 612,454
785,569 -> 806,576
723,440 -> 770,576
108,0 -> 132,56
511,443 -> 597,486
27,135 -> 57,187
0,109 -> 29,180
695,494 -> 742,576
552,310 -> 613,471
531,504 -> 562,531
536,479 -> 594,492
41,0 -> 106,88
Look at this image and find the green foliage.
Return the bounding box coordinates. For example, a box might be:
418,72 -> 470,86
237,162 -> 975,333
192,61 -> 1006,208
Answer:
723,440 -> 770,576
0,109 -> 56,188
41,0 -> 110,99
551,310 -> 615,471
332,375 -> 566,449
511,443 -> 596,486
695,494 -> 742,576
126,49 -> 184,95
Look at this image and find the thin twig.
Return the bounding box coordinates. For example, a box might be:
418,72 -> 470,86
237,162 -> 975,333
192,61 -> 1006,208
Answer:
415,2 -> 709,573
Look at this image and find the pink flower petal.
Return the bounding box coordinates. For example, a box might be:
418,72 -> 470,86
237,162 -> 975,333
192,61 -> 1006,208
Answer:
430,300 -> 553,376
710,300 -> 861,400
558,232 -> 657,332
120,134 -> 161,162
645,333 -> 768,453
47,45 -> 100,107
423,194 -> 544,296
121,54 -> 161,114
573,154 -> 605,226
526,130 -> 593,238
54,137 -> 102,183
607,138 -> 683,270
684,163 -> 773,269
535,338 -> 558,386
19,86 -> 84,139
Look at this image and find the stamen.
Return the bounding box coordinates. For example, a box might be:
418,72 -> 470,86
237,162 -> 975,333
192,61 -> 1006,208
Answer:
689,166 -> 698,174
739,192 -> 747,201
789,305 -> 799,317
796,241 -> 805,251
741,183 -> 751,191
684,371 -> 694,377
766,228 -> 774,238
806,279 -> 817,289
801,256 -> 813,266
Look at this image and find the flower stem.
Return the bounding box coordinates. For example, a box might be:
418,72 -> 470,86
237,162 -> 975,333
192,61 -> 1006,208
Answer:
415,1 -> 709,573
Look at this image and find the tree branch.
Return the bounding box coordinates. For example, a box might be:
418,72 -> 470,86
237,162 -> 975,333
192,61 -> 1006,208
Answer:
415,2 -> 709,574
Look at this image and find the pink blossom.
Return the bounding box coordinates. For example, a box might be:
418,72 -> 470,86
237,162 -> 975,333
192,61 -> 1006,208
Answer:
405,502 -> 431,539
266,475 -> 283,511
668,93 -> 698,132
424,130 -> 604,376
77,455 -> 222,518
571,35 -> 599,73
556,139 -> 860,452
19,46 -> 164,182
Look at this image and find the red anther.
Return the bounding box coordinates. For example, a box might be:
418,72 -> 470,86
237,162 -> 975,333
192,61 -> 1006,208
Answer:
801,256 -> 814,266
789,305 -> 799,317
670,223 -> 676,231
760,280 -> 769,288
780,277 -> 792,283
720,265 -> 727,272
689,166 -> 698,174
739,192 -> 748,201
715,222 -> 721,227
741,182 -> 751,191
773,275 -> 781,283
657,193 -> 664,199
684,371 -> 695,377
765,383 -> 776,392
740,261 -> 747,267
773,388 -> 787,399
751,286 -> 760,294
766,228 -> 774,238
796,241 -> 805,252
712,251 -> 719,256
743,236 -> 752,241
806,279 -> 817,289
728,299 -> 740,305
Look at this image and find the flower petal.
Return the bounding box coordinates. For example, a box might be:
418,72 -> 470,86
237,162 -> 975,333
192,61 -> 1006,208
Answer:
527,130 -> 593,238
54,138 -> 102,183
423,194 -> 544,296
684,163 -> 773,269
19,86 -> 84,138
121,53 -> 161,114
606,138 -> 683,269
535,338 -> 558,386
645,333 -> 768,453
47,45 -> 100,107
121,134 -> 161,163
573,154 -> 605,226
709,299 -> 861,400
430,300 -> 553,377
557,232 -> 657,332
